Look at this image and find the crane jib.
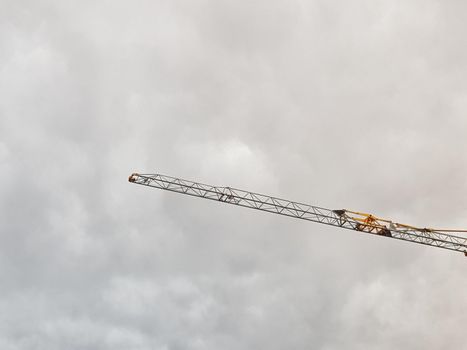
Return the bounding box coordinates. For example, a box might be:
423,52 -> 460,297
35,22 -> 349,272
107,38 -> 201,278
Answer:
128,172 -> 467,257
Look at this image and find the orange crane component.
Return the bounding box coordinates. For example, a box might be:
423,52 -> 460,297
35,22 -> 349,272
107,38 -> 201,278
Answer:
129,172 -> 467,256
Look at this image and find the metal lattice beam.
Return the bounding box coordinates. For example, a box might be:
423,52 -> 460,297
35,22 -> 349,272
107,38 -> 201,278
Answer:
129,173 -> 467,256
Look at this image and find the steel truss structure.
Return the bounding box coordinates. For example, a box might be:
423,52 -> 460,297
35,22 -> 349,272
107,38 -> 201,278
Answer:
129,173 -> 467,256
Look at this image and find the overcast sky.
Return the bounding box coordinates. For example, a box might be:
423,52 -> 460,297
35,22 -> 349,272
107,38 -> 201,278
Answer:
1,1 -> 467,349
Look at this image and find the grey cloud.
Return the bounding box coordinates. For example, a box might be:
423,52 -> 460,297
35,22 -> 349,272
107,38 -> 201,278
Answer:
1,0 -> 466,349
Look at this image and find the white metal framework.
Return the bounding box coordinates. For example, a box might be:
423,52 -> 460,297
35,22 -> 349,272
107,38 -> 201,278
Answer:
129,173 -> 467,256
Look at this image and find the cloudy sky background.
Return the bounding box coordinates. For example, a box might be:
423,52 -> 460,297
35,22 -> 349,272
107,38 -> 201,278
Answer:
1,1 -> 467,349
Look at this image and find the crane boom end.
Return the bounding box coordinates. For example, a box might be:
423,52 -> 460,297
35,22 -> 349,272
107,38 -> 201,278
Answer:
129,173 -> 139,182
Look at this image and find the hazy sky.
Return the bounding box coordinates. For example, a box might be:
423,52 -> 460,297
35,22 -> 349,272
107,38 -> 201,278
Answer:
1,1 -> 466,349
